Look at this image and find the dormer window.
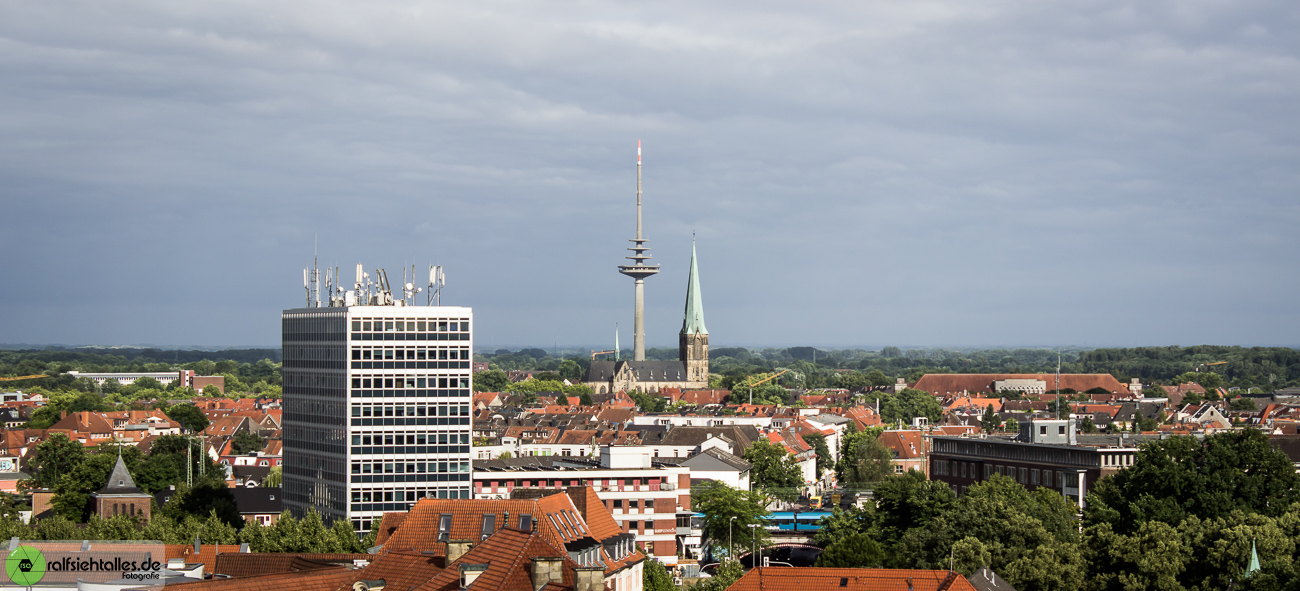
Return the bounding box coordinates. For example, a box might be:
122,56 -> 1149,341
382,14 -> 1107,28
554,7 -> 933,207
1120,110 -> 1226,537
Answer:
438,514 -> 453,542
480,514 -> 496,541
519,514 -> 533,531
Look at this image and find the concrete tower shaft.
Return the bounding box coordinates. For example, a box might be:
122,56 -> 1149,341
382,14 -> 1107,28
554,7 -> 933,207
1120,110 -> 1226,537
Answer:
617,140 -> 660,361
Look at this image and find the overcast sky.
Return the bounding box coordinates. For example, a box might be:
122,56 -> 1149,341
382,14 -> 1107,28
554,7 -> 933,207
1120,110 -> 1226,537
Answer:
1,0 -> 1297,349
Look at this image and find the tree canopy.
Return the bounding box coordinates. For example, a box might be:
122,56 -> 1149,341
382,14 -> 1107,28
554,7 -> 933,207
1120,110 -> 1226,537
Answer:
742,440 -> 803,502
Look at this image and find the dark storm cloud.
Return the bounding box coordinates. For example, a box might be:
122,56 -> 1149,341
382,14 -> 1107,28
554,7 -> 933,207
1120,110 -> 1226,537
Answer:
0,0 -> 1296,347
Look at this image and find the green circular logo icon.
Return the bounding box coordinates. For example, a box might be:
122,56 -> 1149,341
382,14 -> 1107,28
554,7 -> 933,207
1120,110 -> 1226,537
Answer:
7,546 -> 46,585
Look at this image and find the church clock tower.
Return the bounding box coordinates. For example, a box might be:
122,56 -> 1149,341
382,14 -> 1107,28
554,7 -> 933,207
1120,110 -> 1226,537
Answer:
679,242 -> 709,386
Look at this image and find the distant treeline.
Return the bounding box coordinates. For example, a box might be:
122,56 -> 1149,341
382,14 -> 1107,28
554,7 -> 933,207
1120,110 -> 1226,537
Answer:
0,347 -> 280,370
478,345 -> 1300,391
0,348 -> 283,399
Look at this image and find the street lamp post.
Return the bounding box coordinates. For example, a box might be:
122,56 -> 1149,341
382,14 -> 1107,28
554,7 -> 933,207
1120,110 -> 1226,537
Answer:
729,516 -> 737,563
748,523 -> 760,571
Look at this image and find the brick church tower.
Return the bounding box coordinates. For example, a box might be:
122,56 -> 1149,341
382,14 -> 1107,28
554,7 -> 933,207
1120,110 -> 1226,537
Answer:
679,242 -> 709,385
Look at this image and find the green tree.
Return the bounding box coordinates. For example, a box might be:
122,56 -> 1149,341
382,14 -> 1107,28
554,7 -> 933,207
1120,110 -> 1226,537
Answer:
894,388 -> 944,425
165,403 -> 209,433
643,557 -> 675,591
982,404 -> 1003,432
1083,520 -> 1190,591
692,560 -> 742,591
1085,430 -> 1300,535
473,370 -> 509,392
742,440 -> 803,502
812,506 -> 875,548
230,431 -> 266,455
132,376 -> 164,390
1231,397 -> 1258,411
160,481 -> 240,527
578,391 -> 594,406
332,518 -> 364,553
871,471 -> 956,548
898,475 -> 1082,589
27,433 -> 85,490
839,428 -> 894,486
815,532 -> 885,567
558,359 -> 584,383
33,515 -> 81,540
693,481 -> 771,561
950,537 -> 993,576
263,466 -> 282,488
803,433 -> 832,478
359,516 -> 383,549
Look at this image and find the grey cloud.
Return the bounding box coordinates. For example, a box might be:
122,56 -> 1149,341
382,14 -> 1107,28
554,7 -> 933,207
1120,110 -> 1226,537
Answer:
0,0 -> 1296,347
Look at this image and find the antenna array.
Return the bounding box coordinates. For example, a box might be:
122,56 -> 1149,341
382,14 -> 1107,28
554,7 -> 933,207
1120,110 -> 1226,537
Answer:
301,259 -> 448,308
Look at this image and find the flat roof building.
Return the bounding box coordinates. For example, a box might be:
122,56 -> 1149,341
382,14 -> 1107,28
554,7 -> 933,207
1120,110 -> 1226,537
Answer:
283,262 -> 474,531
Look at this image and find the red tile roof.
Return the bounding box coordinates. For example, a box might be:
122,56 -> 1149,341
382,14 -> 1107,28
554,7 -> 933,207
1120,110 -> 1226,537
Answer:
166,565 -> 359,591
914,373 -> 1131,396
727,568 -> 977,591
877,430 -> 927,460
378,488 -> 637,576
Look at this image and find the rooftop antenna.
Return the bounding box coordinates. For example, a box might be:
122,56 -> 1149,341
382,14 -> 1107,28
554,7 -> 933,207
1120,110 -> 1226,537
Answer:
1057,353 -> 1062,419
428,265 -> 445,306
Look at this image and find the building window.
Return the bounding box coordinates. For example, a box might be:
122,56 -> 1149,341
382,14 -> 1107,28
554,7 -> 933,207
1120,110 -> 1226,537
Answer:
480,514 -> 496,540
438,514 -> 452,542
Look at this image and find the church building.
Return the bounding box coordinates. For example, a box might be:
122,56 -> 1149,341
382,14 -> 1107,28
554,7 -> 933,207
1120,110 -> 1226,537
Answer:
584,244 -> 709,394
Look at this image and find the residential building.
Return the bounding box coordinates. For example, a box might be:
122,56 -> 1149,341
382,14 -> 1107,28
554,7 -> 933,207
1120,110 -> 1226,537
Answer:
677,447 -> 751,490
374,487 -> 645,591
913,373 -> 1135,396
67,370 -> 197,388
282,263 -> 474,531
231,487 -> 282,526
877,430 -> 928,476
471,448 -> 690,564
929,423 -> 1149,508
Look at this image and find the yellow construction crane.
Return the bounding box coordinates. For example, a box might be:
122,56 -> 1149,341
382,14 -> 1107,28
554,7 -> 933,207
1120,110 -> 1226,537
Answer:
590,350 -> 617,361
0,375 -> 48,382
1196,361 -> 1228,372
741,370 -> 789,405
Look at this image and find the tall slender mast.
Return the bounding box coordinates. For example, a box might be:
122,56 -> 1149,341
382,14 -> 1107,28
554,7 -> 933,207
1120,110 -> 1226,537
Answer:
618,140 -> 660,361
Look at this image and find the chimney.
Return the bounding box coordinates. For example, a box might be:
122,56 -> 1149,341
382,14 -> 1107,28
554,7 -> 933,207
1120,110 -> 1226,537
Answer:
447,539 -> 473,563
574,567 -> 605,591
459,564 -> 489,589
530,557 -> 564,591
565,486 -> 590,522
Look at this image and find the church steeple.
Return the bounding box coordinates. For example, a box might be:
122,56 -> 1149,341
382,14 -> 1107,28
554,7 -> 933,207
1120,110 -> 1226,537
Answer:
679,241 -> 709,386
681,241 -> 708,335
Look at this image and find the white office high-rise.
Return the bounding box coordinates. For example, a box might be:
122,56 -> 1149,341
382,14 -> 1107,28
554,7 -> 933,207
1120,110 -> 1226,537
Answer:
282,264 -> 473,532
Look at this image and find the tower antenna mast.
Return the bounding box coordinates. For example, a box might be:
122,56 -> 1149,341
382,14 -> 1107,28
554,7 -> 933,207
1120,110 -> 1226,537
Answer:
617,140 -> 660,361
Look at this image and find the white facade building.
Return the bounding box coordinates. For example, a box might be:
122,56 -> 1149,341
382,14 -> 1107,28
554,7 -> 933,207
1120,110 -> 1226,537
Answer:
67,371 -> 194,388
471,447 -> 691,564
282,300 -> 474,532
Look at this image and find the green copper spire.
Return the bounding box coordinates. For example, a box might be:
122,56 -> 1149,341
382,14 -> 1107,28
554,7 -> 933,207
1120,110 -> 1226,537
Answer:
681,241 -> 708,335
1247,539 -> 1261,577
